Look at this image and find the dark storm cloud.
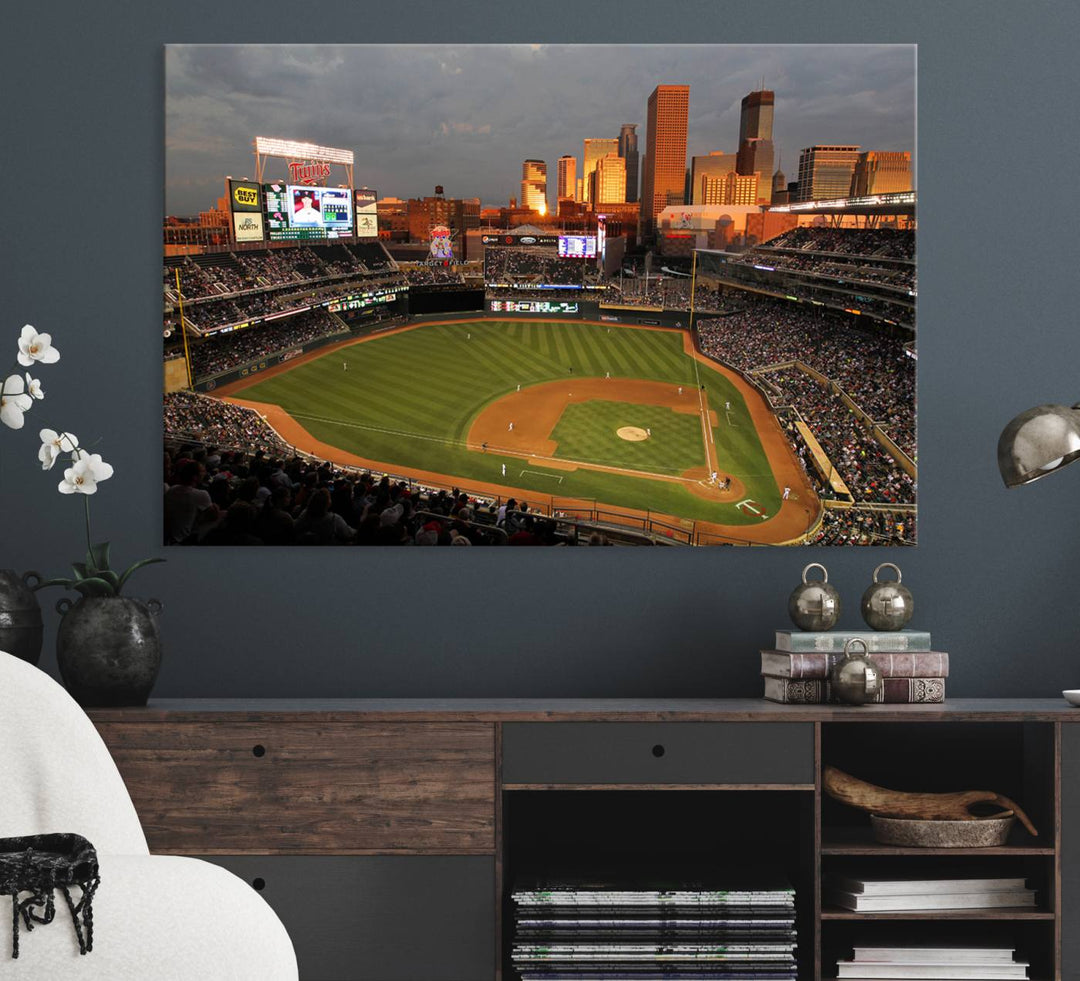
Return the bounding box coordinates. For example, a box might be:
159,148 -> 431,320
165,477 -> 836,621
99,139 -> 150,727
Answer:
165,44 -> 914,214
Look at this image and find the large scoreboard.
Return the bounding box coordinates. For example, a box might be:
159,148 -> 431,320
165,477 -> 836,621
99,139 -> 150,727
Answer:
264,183 -> 354,241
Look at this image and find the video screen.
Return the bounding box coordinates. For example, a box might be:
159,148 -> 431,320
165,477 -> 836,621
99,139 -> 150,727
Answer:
558,235 -> 597,258
263,183 -> 353,240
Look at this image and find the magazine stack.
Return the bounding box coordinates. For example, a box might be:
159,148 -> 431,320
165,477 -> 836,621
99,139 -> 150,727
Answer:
510,876 -> 798,980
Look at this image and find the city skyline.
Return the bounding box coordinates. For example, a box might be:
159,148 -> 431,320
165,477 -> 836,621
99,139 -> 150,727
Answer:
166,44 -> 915,216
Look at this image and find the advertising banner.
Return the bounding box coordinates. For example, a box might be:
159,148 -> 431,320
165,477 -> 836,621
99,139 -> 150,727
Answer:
228,179 -> 263,213
355,189 -> 378,238
232,212 -> 265,242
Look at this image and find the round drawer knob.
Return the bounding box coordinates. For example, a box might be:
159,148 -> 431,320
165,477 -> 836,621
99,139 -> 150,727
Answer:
651,744 -> 666,758
252,744 -> 267,758
252,877 -> 266,891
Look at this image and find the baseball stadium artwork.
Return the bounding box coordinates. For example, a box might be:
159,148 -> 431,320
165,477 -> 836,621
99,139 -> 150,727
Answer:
164,45 -> 916,547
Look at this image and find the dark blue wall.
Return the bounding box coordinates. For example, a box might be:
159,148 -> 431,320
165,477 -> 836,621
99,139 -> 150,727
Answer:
3,1 -> 1079,699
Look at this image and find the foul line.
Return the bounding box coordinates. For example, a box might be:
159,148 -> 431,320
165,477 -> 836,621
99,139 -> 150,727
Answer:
520,470 -> 563,483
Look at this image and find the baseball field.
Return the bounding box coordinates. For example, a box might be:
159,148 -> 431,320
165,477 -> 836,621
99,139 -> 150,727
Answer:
218,317 -> 818,542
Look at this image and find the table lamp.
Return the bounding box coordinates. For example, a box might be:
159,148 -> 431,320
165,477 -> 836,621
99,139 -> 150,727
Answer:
997,403 -> 1080,487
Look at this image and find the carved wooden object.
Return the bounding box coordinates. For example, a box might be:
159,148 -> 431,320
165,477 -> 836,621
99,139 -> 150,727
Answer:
823,765 -> 1039,836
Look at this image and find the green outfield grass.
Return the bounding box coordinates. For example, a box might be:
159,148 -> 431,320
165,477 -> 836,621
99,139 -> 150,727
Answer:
549,400 -> 706,475
236,319 -> 782,524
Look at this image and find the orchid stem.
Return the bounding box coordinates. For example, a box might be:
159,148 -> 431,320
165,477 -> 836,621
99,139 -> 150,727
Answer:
84,494 -> 93,557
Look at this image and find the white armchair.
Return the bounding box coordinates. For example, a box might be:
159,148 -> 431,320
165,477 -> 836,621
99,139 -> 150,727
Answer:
0,650 -> 298,980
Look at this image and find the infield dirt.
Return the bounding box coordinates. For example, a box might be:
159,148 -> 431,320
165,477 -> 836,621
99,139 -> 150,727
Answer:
216,317 -> 820,544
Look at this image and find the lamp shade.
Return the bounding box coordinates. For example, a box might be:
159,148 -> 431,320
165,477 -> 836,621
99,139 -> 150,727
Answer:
997,403 -> 1080,487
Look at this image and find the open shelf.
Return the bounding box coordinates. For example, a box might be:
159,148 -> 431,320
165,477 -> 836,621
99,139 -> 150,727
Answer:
821,906 -> 1055,920
820,826 -> 1054,856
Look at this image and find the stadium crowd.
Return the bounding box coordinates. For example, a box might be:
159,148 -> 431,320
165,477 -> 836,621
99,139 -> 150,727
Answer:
764,227 -> 915,260
186,308 -> 348,380
696,300 -> 915,457
768,369 -> 915,506
163,394 -> 576,546
484,247 -> 602,288
809,507 -> 915,546
727,248 -> 915,292
402,264 -> 467,286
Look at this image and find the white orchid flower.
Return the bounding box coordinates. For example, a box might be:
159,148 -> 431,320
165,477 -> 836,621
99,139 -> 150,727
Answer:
58,450 -> 114,495
0,374 -> 33,430
25,373 -> 43,400
17,325 -> 60,367
38,429 -> 79,470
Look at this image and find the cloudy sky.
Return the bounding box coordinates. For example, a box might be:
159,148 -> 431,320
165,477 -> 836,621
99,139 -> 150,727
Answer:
166,44 -> 915,215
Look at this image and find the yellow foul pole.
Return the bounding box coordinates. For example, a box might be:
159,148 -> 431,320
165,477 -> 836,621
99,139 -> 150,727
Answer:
175,269 -> 194,390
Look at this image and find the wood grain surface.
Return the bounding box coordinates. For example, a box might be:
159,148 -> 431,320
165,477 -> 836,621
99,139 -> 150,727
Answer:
95,721 -> 496,854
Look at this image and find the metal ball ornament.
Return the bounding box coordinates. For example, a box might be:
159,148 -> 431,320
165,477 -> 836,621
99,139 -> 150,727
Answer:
788,563 -> 841,632
830,638 -> 884,706
861,562 -> 914,631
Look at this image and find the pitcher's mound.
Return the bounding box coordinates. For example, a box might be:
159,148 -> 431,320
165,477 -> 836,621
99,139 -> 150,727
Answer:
617,426 -> 650,442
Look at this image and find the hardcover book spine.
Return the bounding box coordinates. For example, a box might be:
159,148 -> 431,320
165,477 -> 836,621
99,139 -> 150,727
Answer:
761,650 -> 949,680
763,677 -> 946,704
775,630 -> 932,653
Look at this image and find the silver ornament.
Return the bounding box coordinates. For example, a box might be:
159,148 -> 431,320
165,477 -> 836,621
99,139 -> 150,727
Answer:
830,638 -> 884,705
861,562 -> 914,631
788,562 -> 841,631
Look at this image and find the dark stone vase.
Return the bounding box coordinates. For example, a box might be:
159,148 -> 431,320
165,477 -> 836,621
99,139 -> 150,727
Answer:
0,570 -> 44,666
55,596 -> 163,707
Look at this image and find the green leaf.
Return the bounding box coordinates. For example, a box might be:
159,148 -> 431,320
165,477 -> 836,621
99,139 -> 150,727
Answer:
33,577 -> 77,591
87,542 -> 111,575
117,557 -> 166,594
72,577 -> 117,598
71,562 -> 89,580
97,569 -> 121,591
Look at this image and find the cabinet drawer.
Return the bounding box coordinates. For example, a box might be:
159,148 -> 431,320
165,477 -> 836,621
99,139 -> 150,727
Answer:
95,722 -> 495,854
207,855 -> 494,981
501,722 -> 813,786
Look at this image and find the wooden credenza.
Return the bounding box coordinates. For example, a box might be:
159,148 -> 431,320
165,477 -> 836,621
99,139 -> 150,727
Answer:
90,700 -> 1080,981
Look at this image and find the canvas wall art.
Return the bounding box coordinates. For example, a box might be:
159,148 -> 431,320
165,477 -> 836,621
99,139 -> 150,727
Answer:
163,44 -> 916,546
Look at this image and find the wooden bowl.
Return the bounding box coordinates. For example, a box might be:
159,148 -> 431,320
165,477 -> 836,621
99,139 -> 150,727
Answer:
870,813 -> 1016,848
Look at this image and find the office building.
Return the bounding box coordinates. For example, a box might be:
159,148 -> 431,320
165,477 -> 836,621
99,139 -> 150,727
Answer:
591,153 -> 627,205
850,150 -> 913,196
701,171 -> 759,206
736,89 -> 775,204
583,138 -> 619,203
797,145 -> 861,201
618,124 -> 639,203
556,155 -> 577,202
641,84 -> 690,238
690,152 -> 736,204
520,159 -> 548,213
771,165 -> 788,205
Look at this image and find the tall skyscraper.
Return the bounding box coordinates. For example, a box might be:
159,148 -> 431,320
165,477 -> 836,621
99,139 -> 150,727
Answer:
520,159 -> 548,213
583,138 -> 619,203
850,151 -> 913,196
690,152 -> 735,204
556,155 -> 577,202
736,89 -> 775,204
618,124 -> 639,203
591,153 -> 627,205
641,84 -> 690,237
797,145 -> 861,201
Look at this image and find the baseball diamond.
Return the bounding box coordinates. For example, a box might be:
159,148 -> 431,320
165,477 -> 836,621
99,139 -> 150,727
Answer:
214,317 -> 819,542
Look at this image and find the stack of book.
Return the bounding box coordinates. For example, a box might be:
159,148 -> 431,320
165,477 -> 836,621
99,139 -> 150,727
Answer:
835,945 -> 1030,979
510,876 -> 798,980
761,630 -> 948,704
824,874 -> 1036,912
